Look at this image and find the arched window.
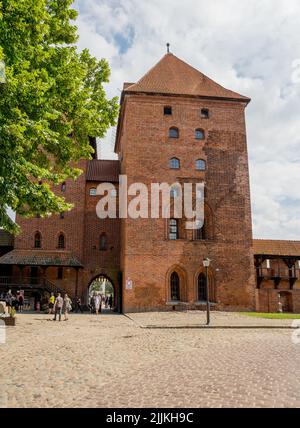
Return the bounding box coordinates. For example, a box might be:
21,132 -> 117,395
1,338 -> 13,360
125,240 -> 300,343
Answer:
169,219 -> 179,240
195,222 -> 205,240
169,127 -> 179,138
195,129 -> 205,140
58,233 -> 65,249
34,232 -> 41,249
196,159 -> 206,171
100,233 -> 108,251
170,157 -> 180,169
61,182 -> 66,192
170,272 -> 180,301
198,273 -> 207,301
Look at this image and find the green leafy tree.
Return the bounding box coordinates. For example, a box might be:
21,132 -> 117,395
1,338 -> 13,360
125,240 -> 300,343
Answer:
0,0 -> 119,233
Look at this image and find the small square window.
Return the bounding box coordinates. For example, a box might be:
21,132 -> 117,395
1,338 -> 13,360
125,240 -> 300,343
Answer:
111,189 -> 117,197
201,109 -> 209,119
164,106 -> 172,115
90,188 -> 97,196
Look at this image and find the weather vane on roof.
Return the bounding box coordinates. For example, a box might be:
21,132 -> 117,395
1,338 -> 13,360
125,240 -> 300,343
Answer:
166,43 -> 170,54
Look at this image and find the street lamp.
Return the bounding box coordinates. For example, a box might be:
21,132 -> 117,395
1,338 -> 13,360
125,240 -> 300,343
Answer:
203,258 -> 211,325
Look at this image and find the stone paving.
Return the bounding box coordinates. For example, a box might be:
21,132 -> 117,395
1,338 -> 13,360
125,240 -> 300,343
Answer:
0,312 -> 300,408
127,311 -> 297,328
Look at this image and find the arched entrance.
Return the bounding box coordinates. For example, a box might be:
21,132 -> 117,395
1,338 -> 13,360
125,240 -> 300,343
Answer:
88,275 -> 116,313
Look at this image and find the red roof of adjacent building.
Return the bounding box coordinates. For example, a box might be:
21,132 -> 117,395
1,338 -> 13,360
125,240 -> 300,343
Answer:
86,160 -> 120,182
125,53 -> 250,102
253,240 -> 300,257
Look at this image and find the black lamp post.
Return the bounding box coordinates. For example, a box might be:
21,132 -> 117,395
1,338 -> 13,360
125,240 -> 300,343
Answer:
203,258 -> 211,325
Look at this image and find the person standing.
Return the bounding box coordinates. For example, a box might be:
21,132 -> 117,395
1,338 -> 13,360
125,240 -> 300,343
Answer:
48,292 -> 55,314
53,293 -> 63,321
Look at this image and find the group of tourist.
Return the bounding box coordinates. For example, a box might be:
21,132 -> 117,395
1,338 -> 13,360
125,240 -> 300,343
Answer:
0,290 -> 24,314
1,289 -> 113,319
89,293 -> 113,315
48,292 -> 72,322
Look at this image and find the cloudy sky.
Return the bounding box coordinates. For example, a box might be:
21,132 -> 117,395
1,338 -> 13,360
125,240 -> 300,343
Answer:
74,0 -> 300,240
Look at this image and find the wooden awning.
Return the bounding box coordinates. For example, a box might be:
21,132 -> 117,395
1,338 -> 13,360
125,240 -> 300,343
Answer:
0,250 -> 83,268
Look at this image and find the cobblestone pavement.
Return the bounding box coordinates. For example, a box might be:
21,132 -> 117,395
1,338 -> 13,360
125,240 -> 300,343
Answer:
0,313 -> 300,408
127,311 -> 297,328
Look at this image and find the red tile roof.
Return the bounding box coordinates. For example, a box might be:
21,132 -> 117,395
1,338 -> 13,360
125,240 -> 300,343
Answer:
86,160 -> 120,182
253,240 -> 300,257
125,53 -> 250,102
0,250 -> 83,267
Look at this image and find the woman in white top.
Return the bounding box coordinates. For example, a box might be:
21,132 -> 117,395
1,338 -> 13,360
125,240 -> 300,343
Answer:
95,294 -> 101,315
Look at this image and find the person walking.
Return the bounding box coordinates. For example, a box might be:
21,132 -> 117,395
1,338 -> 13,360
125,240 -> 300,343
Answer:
53,293 -> 63,321
48,292 -> 55,314
108,294 -> 113,310
5,289 -> 13,315
18,293 -> 24,313
62,294 -> 72,321
89,294 -> 95,314
76,297 -> 83,314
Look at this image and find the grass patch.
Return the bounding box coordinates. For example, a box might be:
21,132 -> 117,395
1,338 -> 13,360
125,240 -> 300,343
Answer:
241,312 -> 300,320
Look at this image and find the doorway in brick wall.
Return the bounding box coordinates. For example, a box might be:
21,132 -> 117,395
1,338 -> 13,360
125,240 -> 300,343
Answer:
88,275 -> 116,314
279,292 -> 293,313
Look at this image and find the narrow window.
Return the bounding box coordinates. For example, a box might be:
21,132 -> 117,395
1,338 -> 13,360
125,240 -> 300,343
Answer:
195,129 -> 205,140
164,106 -> 172,115
170,158 -> 180,169
169,219 -> 179,240
170,187 -> 179,199
57,267 -> 63,280
170,272 -> 180,301
266,259 -> 271,269
201,109 -> 209,119
58,233 -> 65,249
61,182 -> 66,192
195,223 -> 205,240
196,159 -> 206,171
169,127 -> 179,138
198,273 -> 207,301
100,233 -> 108,251
90,188 -> 97,196
34,232 -> 41,249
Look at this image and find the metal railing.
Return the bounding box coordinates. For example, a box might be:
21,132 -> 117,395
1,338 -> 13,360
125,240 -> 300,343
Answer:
257,268 -> 300,279
0,276 -> 65,295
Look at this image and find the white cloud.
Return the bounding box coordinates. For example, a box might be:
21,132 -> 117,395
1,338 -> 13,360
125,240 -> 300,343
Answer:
74,0 -> 300,240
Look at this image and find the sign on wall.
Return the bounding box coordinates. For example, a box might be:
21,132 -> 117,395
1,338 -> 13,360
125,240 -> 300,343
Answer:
126,278 -> 133,290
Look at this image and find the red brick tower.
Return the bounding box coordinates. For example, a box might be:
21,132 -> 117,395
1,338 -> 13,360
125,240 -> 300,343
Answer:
116,53 -> 256,312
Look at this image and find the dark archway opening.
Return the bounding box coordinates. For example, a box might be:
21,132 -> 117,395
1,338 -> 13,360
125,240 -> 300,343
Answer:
88,275 -> 117,314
